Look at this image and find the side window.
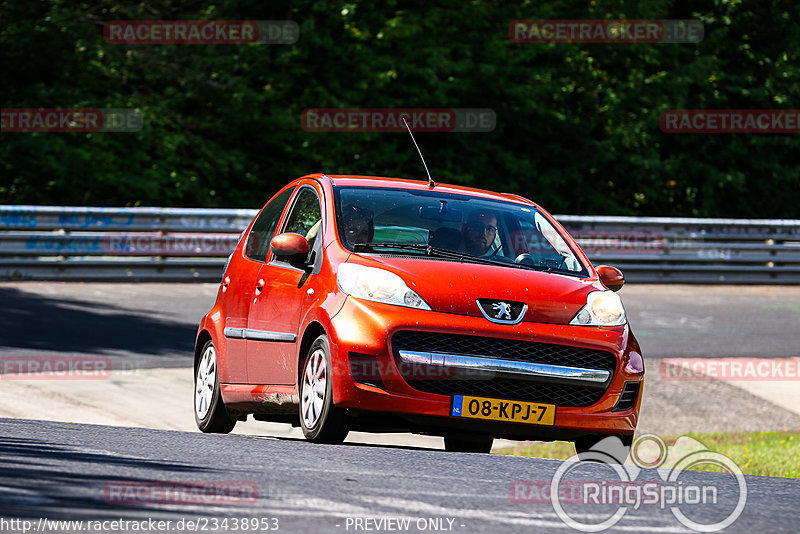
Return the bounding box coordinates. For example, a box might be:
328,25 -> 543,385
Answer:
280,187 -> 322,263
244,187 -> 295,262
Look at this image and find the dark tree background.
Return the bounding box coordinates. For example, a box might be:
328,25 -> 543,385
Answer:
1,0 -> 798,217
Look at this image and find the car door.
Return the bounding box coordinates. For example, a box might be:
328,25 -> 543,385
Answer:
222,186 -> 294,383
246,185 -> 324,385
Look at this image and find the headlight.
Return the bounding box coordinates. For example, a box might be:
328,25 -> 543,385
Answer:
570,290 -> 626,326
337,263 -> 431,310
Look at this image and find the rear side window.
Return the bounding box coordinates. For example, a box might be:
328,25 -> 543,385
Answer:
245,187 -> 295,262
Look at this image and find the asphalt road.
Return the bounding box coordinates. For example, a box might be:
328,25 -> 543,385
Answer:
1,282 -> 798,533
0,283 -> 217,370
1,282 -> 799,437
1,419 -> 798,534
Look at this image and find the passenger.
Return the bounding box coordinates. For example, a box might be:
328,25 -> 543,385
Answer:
341,204 -> 374,246
460,209 -> 498,256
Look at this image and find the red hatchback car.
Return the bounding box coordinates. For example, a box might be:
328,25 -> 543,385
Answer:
194,174 -> 644,453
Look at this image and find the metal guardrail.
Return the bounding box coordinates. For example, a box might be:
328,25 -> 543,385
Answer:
0,206 -> 256,281
2,205 -> 799,283
557,215 -> 800,283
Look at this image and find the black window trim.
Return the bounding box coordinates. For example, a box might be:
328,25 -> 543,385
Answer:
243,185 -> 296,263
268,184 -> 325,273
331,185 -> 589,277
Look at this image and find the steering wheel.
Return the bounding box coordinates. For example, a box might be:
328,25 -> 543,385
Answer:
514,253 -> 536,266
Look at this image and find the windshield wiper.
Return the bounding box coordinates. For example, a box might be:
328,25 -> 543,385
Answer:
353,242 -> 529,269
353,242 -> 462,258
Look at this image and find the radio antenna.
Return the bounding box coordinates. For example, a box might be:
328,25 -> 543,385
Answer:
401,117 -> 435,188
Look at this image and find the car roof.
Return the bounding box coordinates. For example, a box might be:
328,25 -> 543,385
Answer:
304,173 -> 538,207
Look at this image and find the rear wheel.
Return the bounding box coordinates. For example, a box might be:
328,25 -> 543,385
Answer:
444,435 -> 494,453
194,340 -> 236,434
299,335 -> 349,443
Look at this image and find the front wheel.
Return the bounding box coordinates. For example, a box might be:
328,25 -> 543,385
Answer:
194,340 -> 236,434
299,335 -> 349,443
574,434 -> 633,463
444,435 -> 494,453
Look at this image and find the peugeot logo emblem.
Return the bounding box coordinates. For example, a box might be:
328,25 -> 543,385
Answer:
492,302 -> 513,320
476,299 -> 528,325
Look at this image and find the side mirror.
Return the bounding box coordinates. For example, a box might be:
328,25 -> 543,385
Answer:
270,233 -> 310,264
596,265 -> 625,292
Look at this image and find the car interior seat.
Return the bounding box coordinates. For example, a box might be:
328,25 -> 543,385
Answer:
429,227 -> 462,251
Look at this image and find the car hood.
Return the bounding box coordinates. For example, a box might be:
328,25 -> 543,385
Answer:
347,254 -> 604,325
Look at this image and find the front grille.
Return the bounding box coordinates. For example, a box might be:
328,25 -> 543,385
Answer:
391,331 -> 617,407
392,331 -> 617,370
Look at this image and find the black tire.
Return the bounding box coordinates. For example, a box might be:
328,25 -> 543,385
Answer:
194,339 -> 236,434
299,334 -> 349,443
444,435 -> 494,453
574,433 -> 633,462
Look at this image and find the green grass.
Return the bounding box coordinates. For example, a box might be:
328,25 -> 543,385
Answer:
493,431 -> 800,478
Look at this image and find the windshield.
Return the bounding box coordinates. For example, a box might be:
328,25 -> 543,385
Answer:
333,186 -> 587,276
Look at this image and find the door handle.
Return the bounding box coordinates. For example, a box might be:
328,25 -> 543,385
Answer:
254,278 -> 265,295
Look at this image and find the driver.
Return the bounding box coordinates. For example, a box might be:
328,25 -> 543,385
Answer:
460,209 -> 497,256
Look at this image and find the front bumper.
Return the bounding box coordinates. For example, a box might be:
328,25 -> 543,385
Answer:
327,297 -> 644,440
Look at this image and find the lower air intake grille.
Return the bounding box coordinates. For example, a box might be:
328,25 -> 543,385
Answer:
612,381 -> 641,412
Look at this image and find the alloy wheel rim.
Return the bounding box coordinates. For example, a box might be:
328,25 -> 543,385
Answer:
301,349 -> 327,429
195,345 -> 216,419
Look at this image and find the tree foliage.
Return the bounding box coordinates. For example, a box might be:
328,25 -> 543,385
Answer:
1,0 -> 798,217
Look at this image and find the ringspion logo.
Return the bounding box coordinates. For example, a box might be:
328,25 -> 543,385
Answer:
511,435 -> 746,532
1,109 -> 142,133
510,20 -> 703,43
103,20 -> 298,44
